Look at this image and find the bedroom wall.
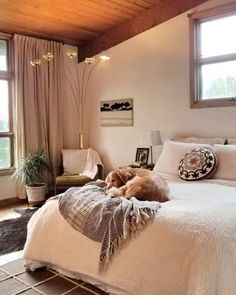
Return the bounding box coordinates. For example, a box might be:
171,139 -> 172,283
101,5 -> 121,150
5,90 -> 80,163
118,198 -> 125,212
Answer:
87,0 -> 236,173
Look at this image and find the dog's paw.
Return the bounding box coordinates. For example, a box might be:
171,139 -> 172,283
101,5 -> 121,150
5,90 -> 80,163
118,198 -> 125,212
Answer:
106,187 -> 123,197
107,187 -> 119,195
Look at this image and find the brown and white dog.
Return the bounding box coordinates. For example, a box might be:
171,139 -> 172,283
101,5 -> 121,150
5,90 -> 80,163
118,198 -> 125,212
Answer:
105,167 -> 170,202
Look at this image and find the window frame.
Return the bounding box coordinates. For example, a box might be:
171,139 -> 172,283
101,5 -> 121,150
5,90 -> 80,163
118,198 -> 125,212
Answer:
190,2 -> 236,108
0,33 -> 14,174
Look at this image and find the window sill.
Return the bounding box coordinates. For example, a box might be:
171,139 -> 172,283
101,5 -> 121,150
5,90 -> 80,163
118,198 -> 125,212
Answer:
191,98 -> 236,108
0,168 -> 15,176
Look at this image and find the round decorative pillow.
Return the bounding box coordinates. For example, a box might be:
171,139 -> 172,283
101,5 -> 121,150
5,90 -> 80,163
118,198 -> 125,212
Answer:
178,148 -> 217,181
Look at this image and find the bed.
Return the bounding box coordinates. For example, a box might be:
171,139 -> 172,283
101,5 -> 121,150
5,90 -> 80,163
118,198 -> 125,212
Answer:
23,139 -> 236,295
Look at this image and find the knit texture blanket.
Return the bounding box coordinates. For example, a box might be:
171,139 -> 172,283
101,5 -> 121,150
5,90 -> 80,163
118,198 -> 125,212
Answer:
59,184 -> 160,272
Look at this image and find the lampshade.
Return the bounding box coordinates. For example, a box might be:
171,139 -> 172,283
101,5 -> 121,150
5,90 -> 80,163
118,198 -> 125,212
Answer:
142,130 -> 162,147
151,130 -> 162,146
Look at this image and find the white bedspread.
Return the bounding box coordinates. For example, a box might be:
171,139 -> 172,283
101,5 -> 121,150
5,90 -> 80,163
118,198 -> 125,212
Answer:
23,180 -> 236,295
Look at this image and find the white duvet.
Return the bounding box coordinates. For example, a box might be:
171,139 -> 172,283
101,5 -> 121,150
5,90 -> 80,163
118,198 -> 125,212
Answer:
23,180 -> 236,295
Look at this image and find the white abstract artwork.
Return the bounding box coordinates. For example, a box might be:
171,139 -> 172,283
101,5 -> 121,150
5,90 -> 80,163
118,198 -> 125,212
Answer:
100,98 -> 133,127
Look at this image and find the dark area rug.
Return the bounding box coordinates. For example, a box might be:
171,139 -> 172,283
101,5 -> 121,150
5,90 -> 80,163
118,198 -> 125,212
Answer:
0,258 -> 108,295
0,208 -> 38,256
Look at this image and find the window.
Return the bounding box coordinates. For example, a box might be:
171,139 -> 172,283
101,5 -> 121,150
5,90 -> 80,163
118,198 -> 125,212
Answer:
0,36 -> 13,172
190,2 -> 236,108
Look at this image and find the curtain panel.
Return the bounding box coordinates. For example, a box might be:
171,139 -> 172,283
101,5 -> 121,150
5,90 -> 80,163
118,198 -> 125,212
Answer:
13,34 -> 65,197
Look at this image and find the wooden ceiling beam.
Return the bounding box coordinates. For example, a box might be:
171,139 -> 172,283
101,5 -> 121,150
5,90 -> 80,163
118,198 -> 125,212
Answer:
78,0 -> 209,62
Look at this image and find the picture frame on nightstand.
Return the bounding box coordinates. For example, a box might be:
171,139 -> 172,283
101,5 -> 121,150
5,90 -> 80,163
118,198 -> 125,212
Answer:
135,148 -> 149,165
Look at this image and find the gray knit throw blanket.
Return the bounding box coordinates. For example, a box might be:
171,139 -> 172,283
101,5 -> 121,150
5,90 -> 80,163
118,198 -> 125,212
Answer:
59,184 -> 160,272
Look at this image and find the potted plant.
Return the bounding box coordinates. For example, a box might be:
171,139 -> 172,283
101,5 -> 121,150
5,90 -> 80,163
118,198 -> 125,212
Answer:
12,150 -> 51,205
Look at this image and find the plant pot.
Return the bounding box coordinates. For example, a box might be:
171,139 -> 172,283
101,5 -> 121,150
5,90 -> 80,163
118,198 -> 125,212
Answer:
25,183 -> 47,205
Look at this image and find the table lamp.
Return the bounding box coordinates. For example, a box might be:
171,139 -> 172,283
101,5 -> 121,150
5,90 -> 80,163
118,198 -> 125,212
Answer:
149,130 -> 162,166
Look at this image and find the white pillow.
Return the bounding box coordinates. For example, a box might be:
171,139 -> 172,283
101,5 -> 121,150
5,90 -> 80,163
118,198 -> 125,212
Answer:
62,149 -> 88,175
213,144 -> 236,180
227,138 -> 236,145
153,141 -> 212,176
173,136 -> 226,145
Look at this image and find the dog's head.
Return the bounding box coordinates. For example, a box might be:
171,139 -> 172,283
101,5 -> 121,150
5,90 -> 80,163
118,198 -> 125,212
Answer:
105,168 -> 134,189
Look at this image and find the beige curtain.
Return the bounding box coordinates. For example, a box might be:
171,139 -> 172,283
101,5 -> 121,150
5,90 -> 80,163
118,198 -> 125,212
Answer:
13,34 -> 64,197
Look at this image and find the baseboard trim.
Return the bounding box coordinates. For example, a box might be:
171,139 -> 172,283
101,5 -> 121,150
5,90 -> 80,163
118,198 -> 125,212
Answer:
0,197 -> 26,207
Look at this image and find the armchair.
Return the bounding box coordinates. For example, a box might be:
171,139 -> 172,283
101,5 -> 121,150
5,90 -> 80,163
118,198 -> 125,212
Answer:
54,148 -> 104,194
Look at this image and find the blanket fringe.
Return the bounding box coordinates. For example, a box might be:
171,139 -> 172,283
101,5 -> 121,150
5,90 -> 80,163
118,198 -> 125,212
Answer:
99,235 -> 125,272
98,208 -> 157,273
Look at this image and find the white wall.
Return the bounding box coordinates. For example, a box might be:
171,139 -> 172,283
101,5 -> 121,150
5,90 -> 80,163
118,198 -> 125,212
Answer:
87,0 -> 236,173
0,175 -> 16,200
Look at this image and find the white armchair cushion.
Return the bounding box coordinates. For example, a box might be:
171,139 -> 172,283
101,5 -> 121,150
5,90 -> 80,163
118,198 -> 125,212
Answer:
62,149 -> 88,175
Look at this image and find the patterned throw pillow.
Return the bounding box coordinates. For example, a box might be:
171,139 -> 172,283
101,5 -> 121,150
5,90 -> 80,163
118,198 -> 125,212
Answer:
178,148 -> 217,181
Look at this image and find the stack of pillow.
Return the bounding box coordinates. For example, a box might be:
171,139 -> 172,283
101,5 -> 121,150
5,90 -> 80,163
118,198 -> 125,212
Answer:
153,139 -> 236,182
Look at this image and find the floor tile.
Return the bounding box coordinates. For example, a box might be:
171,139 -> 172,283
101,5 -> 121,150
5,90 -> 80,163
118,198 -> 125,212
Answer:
17,268 -> 55,286
65,286 -> 96,294
69,277 -> 84,285
0,269 -> 10,281
83,282 -> 108,294
18,288 -> 42,294
0,277 -> 28,295
0,258 -> 109,295
35,275 -> 76,295
1,258 -> 26,275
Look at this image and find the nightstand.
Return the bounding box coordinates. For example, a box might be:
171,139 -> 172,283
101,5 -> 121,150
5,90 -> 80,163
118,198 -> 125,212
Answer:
128,164 -> 154,170
142,164 -> 155,170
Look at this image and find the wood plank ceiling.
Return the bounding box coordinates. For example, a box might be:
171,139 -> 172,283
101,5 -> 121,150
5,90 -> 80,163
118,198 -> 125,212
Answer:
0,0 -> 209,61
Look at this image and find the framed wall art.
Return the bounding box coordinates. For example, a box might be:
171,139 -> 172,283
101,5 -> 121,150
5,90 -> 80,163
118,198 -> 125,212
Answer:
100,98 -> 133,127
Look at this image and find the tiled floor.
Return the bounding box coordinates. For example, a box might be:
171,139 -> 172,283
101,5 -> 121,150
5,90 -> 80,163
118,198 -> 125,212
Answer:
0,258 -> 108,295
